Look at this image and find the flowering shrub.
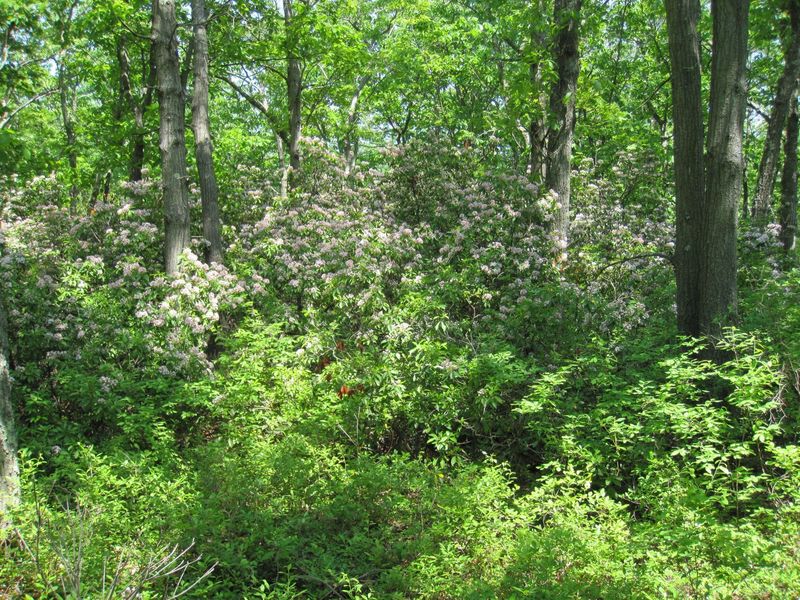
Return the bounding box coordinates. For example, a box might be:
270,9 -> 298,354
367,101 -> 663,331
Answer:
238,170 -> 424,330
3,139 -> 800,599
0,178 -> 262,452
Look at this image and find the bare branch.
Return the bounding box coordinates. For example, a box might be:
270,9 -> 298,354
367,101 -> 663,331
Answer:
117,18 -> 152,41
215,73 -> 289,143
747,101 -> 770,123
0,89 -> 58,129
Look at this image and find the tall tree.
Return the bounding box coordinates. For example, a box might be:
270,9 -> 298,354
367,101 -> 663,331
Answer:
284,0 -> 303,187
665,0 -> 750,338
527,0 -> 549,180
191,0 -> 223,264
665,0 -> 704,336
0,273 -> 19,526
117,33 -> 156,182
57,0 -> 80,208
57,59 -> 78,205
152,0 -> 190,275
780,94 -> 799,251
545,0 -> 581,258
341,75 -> 369,176
703,0 -> 749,336
753,0 -> 800,222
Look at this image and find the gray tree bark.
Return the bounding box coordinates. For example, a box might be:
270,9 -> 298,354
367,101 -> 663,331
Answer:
665,0 -> 705,336
665,0 -> 749,338
0,267 -> 19,526
117,34 -> 157,182
191,0 -> 223,265
342,77 -> 368,176
780,95 -> 799,251
153,0 -> 191,275
753,0 -> 800,222
545,0 -> 581,260
700,0 -> 749,337
58,61 -> 79,209
57,1 -> 79,210
528,2 -> 549,181
284,0 -> 303,187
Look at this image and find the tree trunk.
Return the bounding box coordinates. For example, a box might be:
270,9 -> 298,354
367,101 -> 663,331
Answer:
57,2 -> 79,210
665,0 -> 710,337
90,170 -> 102,206
287,57 -> 302,177
700,0 -> 749,337
181,42 -> 194,99
118,35 -> 157,182
153,0 -> 191,275
277,134 -> 289,199
103,170 -> 112,201
545,0 -> 581,260
0,267 -> 19,526
529,117 -> 546,181
343,77 -> 367,176
665,0 -> 749,339
780,94 -> 799,252
58,62 -> 79,209
285,0 -> 302,187
742,156 -> 749,220
191,0 -> 223,265
136,44 -> 157,183
528,1 -> 549,181
753,0 -> 800,222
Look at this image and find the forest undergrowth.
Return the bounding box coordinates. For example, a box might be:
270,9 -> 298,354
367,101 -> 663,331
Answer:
2,142 -> 800,598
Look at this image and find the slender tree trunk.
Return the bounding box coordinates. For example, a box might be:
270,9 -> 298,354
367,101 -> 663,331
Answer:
342,77 -> 367,176
528,2 -> 549,181
181,43 -> 194,98
153,0 -> 191,275
130,136 -> 146,182
742,156 -> 749,220
191,0 -> 223,265
529,118 -> 546,180
57,1 -> 79,210
90,170 -> 102,206
700,0 -> 749,337
287,59 -> 302,177
781,95 -> 799,251
277,134 -> 289,199
665,0 -> 749,339
136,45 -> 157,182
545,0 -> 581,260
0,263 -> 19,526
117,35 -> 138,179
753,0 -> 800,222
285,0 -> 302,187
103,170 -> 112,201
665,0 -> 707,337
118,35 -> 157,182
58,62 -> 79,209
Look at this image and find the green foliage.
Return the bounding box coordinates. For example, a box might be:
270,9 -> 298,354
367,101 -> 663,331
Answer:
4,144 -> 800,597
3,0 -> 800,584
1,447 -> 210,599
